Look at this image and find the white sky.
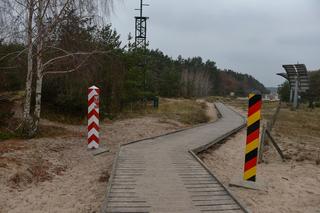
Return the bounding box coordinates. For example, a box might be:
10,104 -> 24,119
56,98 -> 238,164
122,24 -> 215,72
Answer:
109,0 -> 320,87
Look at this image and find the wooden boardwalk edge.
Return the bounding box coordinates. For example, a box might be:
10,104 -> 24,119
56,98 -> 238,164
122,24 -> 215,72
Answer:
101,102 -> 248,213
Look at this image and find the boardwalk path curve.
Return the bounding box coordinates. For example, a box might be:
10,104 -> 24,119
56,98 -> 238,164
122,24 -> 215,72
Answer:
102,103 -> 247,213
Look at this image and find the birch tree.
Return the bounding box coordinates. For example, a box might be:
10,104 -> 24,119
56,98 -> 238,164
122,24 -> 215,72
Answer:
0,0 -> 113,137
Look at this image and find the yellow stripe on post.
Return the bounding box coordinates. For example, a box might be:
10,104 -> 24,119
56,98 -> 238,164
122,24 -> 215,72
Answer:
243,166 -> 257,180
249,94 -> 255,99
245,139 -> 259,154
247,110 -> 261,127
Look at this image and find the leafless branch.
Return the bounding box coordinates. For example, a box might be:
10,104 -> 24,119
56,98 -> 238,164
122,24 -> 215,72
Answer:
0,67 -> 19,70
0,48 -> 27,62
43,55 -> 90,76
46,45 -> 71,55
42,50 -> 112,76
42,50 -> 111,68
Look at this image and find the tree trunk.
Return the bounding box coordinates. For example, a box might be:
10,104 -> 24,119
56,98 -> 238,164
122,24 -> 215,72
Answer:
21,0 -> 35,137
33,0 -> 44,133
34,40 -> 44,129
34,70 -> 43,128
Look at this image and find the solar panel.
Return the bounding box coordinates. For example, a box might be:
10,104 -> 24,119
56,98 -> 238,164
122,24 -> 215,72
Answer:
277,73 -> 287,79
282,64 -> 309,92
295,64 -> 309,92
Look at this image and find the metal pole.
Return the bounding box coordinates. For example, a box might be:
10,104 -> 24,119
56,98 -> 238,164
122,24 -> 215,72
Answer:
258,124 -> 266,163
290,88 -> 293,103
140,0 -> 143,17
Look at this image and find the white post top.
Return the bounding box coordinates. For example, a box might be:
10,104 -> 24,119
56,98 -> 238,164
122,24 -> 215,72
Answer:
89,85 -> 99,89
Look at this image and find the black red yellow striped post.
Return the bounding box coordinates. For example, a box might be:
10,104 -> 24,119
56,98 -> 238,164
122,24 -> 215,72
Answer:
243,93 -> 262,182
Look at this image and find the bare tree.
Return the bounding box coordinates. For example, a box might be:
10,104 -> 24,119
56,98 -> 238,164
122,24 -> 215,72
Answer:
0,0 -> 113,137
23,0 -> 35,132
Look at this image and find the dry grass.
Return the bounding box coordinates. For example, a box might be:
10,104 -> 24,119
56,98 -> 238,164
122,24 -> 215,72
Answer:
276,106 -> 320,138
120,98 -> 210,125
41,107 -> 85,125
42,98 -> 211,126
206,96 -> 279,120
207,96 -> 320,164
98,171 -> 110,183
9,172 -> 33,188
8,150 -> 54,189
27,151 -> 53,184
36,125 -> 75,138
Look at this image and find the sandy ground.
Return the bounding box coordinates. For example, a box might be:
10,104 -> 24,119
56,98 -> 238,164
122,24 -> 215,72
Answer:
3,101 -> 319,213
200,110 -> 320,213
0,117 -> 186,213
197,100 -> 217,122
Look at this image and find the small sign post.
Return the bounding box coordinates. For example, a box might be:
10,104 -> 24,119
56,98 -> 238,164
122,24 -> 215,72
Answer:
88,86 -> 100,149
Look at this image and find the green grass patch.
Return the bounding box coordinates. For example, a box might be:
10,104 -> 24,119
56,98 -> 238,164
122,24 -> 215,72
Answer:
0,131 -> 18,141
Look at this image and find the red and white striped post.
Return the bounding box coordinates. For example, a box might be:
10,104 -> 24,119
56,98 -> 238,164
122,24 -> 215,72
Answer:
88,85 -> 100,149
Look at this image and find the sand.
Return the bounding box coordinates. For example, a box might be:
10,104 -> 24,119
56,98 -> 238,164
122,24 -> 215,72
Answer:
2,102 -> 319,213
200,117 -> 320,213
0,117 -> 186,213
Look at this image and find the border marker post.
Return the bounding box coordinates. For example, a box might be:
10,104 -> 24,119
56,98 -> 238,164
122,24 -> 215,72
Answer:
243,93 -> 262,182
230,93 -> 266,190
88,85 -> 100,149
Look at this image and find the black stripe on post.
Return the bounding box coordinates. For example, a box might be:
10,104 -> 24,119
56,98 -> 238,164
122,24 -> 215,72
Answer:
247,120 -> 260,135
245,148 -> 258,162
249,94 -> 262,107
247,175 -> 256,182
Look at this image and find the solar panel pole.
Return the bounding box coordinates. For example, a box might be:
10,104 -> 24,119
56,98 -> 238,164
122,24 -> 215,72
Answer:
290,88 -> 293,103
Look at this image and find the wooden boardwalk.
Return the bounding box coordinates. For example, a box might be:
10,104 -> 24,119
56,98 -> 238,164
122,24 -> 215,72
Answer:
102,103 -> 247,213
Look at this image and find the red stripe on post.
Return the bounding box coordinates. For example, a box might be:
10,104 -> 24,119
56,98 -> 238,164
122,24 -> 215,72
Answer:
244,157 -> 257,171
88,109 -> 99,119
248,100 -> 262,116
88,96 -> 95,106
246,129 -> 259,144
88,122 -> 100,131
88,134 -> 99,143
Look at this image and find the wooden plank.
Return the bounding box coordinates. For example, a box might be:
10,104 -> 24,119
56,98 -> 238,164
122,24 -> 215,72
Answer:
194,199 -> 235,206
191,191 -> 228,197
202,210 -> 244,213
266,130 -> 285,161
198,204 -> 241,211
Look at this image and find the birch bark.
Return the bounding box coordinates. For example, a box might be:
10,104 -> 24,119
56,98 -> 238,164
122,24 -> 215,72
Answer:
22,0 -> 35,136
33,0 -> 44,132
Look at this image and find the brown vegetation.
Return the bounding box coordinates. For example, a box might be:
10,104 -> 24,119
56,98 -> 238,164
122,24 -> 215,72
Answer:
119,98 -> 210,125
215,97 -> 320,164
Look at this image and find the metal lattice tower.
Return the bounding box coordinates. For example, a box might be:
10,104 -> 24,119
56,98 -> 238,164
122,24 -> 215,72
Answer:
135,0 -> 149,48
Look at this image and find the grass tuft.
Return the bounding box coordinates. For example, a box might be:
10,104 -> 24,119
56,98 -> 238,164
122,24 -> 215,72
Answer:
120,98 -> 210,125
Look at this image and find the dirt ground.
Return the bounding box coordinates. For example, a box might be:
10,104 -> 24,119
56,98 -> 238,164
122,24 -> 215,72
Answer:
0,117 -> 187,213
200,106 -> 320,213
2,99 -> 319,213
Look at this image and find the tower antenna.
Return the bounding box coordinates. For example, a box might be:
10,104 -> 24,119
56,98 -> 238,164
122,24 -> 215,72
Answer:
134,0 -> 149,48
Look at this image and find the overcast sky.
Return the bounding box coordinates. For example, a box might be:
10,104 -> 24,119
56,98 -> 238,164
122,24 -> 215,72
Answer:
109,0 -> 320,87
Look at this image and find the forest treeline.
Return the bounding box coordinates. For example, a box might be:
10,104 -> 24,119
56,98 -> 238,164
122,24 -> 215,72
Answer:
0,15 -> 268,117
